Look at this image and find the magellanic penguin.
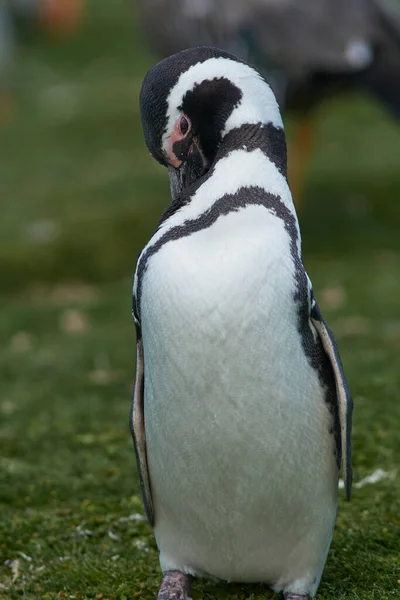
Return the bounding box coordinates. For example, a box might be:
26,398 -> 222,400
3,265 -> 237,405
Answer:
138,0 -> 400,201
131,46 -> 353,600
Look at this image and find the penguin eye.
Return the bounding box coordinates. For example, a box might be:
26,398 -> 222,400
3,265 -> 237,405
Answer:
180,115 -> 190,136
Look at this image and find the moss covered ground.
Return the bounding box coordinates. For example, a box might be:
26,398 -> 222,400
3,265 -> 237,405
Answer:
0,1 -> 400,598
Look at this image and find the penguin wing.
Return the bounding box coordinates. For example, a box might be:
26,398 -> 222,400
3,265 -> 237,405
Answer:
310,296 -> 353,500
130,334 -> 154,525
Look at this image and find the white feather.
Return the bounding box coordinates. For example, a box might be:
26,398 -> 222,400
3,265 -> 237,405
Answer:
162,57 -> 283,157
134,148 -> 292,302
141,204 -> 338,597
345,38 -> 373,69
135,148 -> 295,278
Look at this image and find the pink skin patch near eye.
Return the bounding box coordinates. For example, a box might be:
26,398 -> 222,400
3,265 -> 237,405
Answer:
166,114 -> 191,167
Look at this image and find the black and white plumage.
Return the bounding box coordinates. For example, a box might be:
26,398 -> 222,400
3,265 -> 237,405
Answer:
138,0 -> 400,202
138,0 -> 400,116
131,47 -> 353,600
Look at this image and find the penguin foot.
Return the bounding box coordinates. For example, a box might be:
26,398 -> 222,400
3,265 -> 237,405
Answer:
157,570 -> 192,600
284,594 -> 307,600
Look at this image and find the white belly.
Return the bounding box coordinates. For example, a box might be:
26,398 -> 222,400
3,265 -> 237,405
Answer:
141,207 -> 338,596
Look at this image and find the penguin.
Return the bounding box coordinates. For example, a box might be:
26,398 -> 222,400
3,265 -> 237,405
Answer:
137,0 -> 400,202
131,46 -> 353,600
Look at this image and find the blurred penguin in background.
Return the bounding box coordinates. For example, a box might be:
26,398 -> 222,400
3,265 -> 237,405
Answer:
138,0 -> 400,204
0,0 -> 85,124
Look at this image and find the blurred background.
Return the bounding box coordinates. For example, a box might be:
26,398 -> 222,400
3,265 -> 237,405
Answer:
0,1 -> 400,598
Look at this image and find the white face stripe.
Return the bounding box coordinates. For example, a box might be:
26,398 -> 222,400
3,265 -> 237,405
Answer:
161,57 -> 283,156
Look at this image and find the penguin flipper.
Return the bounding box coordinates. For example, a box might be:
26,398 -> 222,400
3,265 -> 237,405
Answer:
130,336 -> 154,525
310,300 -> 353,501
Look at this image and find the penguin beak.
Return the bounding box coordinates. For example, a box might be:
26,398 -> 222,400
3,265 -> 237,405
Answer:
168,165 -> 184,203
167,142 -> 207,201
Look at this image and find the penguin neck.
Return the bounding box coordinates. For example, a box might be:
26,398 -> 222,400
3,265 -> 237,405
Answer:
160,122 -> 288,226
214,121 -> 288,180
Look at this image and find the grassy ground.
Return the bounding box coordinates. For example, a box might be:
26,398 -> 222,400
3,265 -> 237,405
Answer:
1,1 -> 400,599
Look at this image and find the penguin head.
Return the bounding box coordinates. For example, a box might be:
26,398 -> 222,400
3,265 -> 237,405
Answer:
140,46 -> 283,198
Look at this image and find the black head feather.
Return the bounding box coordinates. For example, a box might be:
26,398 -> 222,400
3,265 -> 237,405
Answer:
139,46 -> 247,165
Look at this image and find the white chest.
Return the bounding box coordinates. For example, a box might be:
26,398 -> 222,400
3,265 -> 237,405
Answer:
142,204 -> 296,334
139,205 -> 338,592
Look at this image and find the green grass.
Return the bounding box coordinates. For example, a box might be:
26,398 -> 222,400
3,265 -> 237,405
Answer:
1,1 -> 400,599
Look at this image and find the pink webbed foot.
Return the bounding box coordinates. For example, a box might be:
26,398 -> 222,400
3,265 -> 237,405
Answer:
157,570 -> 192,600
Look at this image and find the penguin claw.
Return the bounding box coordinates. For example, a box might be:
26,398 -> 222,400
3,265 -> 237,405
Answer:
157,570 -> 192,600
